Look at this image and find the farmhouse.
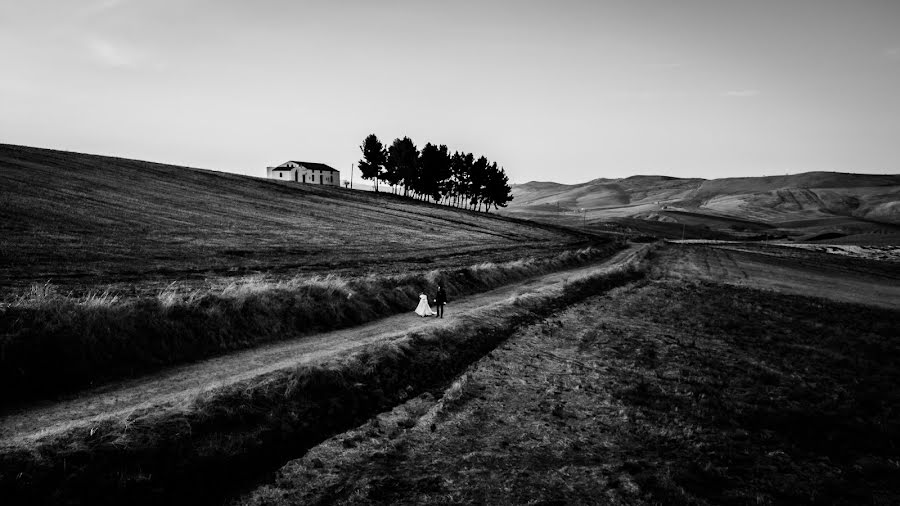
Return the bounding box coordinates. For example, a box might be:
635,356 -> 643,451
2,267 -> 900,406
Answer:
266,161 -> 341,186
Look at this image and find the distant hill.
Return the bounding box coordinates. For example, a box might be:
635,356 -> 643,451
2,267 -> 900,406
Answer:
503,171 -> 900,242
0,144 -> 591,294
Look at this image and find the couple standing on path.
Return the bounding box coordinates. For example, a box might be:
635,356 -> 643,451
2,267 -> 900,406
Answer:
415,284 -> 448,318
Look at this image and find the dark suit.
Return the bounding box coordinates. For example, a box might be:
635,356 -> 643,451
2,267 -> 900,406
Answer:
436,287 -> 447,318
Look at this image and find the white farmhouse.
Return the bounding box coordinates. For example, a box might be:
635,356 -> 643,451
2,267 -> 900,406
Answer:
266,161 -> 341,186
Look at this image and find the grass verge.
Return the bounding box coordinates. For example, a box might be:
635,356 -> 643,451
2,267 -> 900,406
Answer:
0,247 -> 648,505
0,242 -> 621,405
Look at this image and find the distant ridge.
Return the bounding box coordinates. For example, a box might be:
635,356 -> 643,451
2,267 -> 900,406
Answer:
503,171 -> 900,242
695,171 -> 900,197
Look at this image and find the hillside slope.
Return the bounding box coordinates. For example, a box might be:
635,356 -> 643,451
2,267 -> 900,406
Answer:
503,171 -> 900,241
510,176 -> 701,216
0,144 -> 589,294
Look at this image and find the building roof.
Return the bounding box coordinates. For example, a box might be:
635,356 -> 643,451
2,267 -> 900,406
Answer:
277,161 -> 340,172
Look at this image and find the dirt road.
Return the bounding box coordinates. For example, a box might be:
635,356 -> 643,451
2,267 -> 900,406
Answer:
0,245 -> 647,447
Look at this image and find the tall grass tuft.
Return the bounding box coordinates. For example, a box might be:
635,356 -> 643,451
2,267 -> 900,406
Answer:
79,290 -> 120,308
13,281 -> 59,308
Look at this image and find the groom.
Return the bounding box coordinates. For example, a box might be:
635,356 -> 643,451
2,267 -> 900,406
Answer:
434,284 -> 448,318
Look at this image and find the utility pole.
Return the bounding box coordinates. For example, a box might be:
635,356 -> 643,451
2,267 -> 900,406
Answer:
350,163 -> 353,190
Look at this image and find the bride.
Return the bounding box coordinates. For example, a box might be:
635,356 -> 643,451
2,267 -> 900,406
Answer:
414,293 -> 435,317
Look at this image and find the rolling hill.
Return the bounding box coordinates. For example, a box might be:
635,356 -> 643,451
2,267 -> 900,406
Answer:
502,172 -> 900,242
0,144 -> 591,295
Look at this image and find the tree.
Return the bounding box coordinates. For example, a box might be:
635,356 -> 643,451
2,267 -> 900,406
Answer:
469,156 -> 489,211
451,152 -> 475,208
357,133 -> 514,211
357,134 -> 386,192
434,144 -> 452,203
381,153 -> 400,194
418,142 -> 452,202
387,137 -> 419,197
483,162 -> 513,212
448,151 -> 465,207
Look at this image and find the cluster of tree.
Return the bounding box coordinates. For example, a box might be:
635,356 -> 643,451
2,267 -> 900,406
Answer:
357,134 -> 513,212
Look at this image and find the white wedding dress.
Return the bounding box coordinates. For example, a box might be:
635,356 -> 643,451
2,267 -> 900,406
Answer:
414,293 -> 435,317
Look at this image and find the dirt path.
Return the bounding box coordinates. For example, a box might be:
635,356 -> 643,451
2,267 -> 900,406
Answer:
0,245 -> 646,447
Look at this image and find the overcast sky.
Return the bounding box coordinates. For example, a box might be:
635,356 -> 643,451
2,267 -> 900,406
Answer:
1,0 -> 898,183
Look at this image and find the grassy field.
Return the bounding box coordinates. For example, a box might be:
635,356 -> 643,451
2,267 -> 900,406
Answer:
244,278 -> 900,505
0,143 -> 590,297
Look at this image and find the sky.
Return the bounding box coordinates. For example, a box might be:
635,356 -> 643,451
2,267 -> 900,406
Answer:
1,0 -> 899,184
